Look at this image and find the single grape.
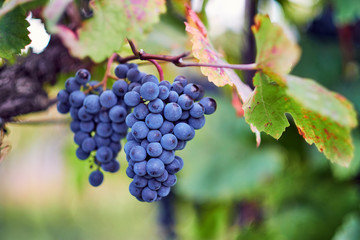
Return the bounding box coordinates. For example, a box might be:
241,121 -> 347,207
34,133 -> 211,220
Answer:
126,166 -> 136,178
89,170 -> 104,187
173,122 -> 194,141
125,112 -> 138,128
160,134 -> 178,151
145,113 -> 164,130
174,75 -> 188,87
76,147 -> 90,160
65,77 -> 81,92
140,82 -> 159,101
75,69 -> 91,85
159,121 -> 174,135
146,158 -> 165,177
109,105 -> 127,123
133,161 -> 147,176
199,97 -> 217,114
155,170 -> 169,182
124,91 -> 141,107
146,142 -> 163,157
177,94 -> 194,110
158,85 -> 170,100
164,103 -> 182,122
142,187 -> 157,202
147,130 -> 162,142
100,90 -> 117,108
70,121 -> 81,133
189,102 -> 205,118
82,137 -> 96,152
57,90 -> 69,103
171,81 -> 184,94
124,140 -> 140,155
78,106 -> 93,121
96,122 -> 113,138
141,74 -> 159,84
133,103 -> 149,120
109,141 -> 122,155
148,179 -> 161,191
84,94 -> 101,114
57,102 -> 70,114
96,146 -> 113,163
174,140 -> 186,150
130,145 -> 147,162
180,110 -> 190,120
99,109 -> 110,123
188,116 -> 205,129
141,139 -> 150,149
148,98 -> 164,113
166,156 -> 183,174
158,150 -> 175,164
94,134 -> 111,147
163,174 -> 177,187
131,121 -> 149,139
80,120 -> 95,132
114,64 -> 129,79
159,80 -> 171,89
70,107 -> 80,120
184,83 -> 201,100
129,181 -> 142,198
74,131 -> 90,145
127,68 -> 142,82
102,160 -> 120,173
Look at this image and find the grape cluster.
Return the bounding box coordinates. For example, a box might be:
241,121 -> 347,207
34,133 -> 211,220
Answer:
57,69 -> 129,187
56,63 -> 217,202
119,65 -> 217,202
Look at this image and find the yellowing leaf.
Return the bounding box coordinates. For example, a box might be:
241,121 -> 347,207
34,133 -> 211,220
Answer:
252,14 -> 301,82
50,0 -> 166,62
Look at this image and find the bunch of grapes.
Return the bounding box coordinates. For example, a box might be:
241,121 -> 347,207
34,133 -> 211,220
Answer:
56,68 -> 129,186
56,63 -> 216,202
117,64 -> 216,202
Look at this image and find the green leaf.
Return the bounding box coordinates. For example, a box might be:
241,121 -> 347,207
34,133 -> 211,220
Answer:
333,0 -> 360,25
0,3 -> 30,61
176,98 -> 284,202
333,214 -> 360,240
244,72 -> 357,166
252,14 -> 301,79
52,0 -> 166,62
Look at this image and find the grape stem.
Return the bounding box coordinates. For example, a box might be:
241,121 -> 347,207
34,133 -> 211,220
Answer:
119,39 -> 259,71
147,59 -> 164,81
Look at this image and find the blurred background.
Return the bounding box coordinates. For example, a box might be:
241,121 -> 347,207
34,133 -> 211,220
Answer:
0,0 -> 360,239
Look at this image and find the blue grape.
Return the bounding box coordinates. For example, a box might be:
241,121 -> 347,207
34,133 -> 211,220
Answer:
148,98 -> 164,113
126,166 -> 135,178
57,90 -> 69,103
109,105 -> 127,122
146,142 -> 163,157
112,122 -> 128,134
184,83 -> 201,100
81,137 -> 96,152
142,187 -> 157,202
141,139 -> 150,149
145,113 -> 164,129
112,79 -> 128,97
180,110 -> 190,120
70,121 -> 81,133
164,103 -> 182,122
174,75 -> 188,87
65,77 -> 80,92
163,174 -> 177,187
157,186 -> 171,197
57,102 -> 70,114
96,122 -> 113,138
114,64 -> 129,78
78,106 -> 93,121
129,181 -> 142,197
109,141 -> 122,155
100,90 -> 117,108
80,120 -> 95,132
175,140 -> 186,150
147,130 -> 162,142
160,134 -> 178,150
189,102 -> 205,118
174,122 -> 194,141
125,113 -> 138,128
70,107 -> 80,120
89,170 -> 104,187
94,134 -> 111,147
148,179 -> 161,191
102,160 -> 120,173
130,146 -> 147,162
188,116 -> 205,129
177,94 -> 194,110
159,80 -> 171,89
167,91 -> 179,102
84,95 -> 101,114
166,156 -> 183,174
133,162 -> 147,177
129,82 -> 141,91
124,91 -> 141,107
96,146 -> 113,163
146,158 -> 165,177
171,81 -> 184,94
140,82 -> 159,101
131,121 -> 149,139
74,131 -> 90,145
159,121 -> 174,135
155,170 -> 169,182
158,85 -> 170,100
111,132 -> 122,142
124,140 -> 140,155
75,69 -> 91,85
127,68 -> 142,82
199,97 -> 217,115
141,74 -> 159,84
133,103 -> 149,120
76,147 -> 90,160
159,150 -> 175,164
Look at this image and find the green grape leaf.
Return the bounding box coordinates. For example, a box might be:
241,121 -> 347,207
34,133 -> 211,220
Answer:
244,72 -> 357,166
252,14 -> 300,83
0,2 -> 30,61
333,0 -> 360,25
51,0 -> 166,62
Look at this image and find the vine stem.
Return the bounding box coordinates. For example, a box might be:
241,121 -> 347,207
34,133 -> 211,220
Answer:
148,59 -> 164,81
119,39 -> 259,71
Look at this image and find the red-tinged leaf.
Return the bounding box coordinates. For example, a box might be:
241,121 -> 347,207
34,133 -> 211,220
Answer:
185,6 -> 261,146
244,72 -> 358,166
47,0 -> 166,62
232,88 -> 244,117
252,14 -> 301,82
